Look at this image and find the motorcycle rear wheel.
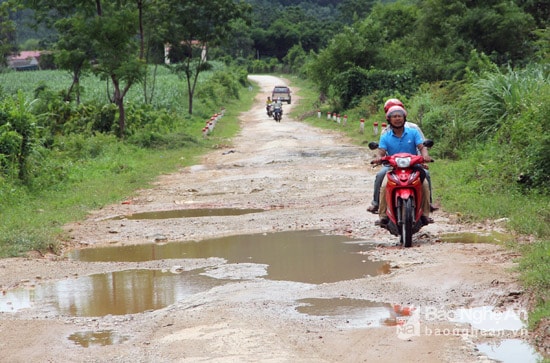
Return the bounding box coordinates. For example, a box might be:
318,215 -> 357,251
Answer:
401,198 -> 414,247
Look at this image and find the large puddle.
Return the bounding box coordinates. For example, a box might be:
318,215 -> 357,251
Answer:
0,269 -> 224,316
1,231 -> 389,317
69,230 -> 389,284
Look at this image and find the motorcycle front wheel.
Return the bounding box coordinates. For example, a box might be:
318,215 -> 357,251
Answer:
401,198 -> 414,247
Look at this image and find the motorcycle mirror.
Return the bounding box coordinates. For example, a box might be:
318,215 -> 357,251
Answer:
423,139 -> 434,148
368,141 -> 379,150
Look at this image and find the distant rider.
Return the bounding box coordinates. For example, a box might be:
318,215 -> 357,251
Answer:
266,96 -> 273,116
272,97 -> 283,119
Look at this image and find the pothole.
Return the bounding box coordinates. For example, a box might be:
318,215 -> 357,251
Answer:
0,269 -> 224,316
1,231 -> 388,317
68,230 -> 389,284
68,330 -> 129,347
113,208 -> 265,220
296,298 -> 398,328
476,339 -> 543,363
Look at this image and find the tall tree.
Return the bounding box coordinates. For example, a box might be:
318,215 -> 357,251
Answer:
53,16 -> 93,104
18,0 -> 146,137
162,0 -> 251,114
89,3 -> 145,136
0,0 -> 18,67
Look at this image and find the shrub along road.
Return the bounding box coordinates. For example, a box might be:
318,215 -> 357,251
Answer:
0,75 -> 538,362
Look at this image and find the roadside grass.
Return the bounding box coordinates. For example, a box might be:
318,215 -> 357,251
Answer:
289,75 -> 550,336
518,240 -> 550,330
433,158 -> 550,332
0,80 -> 256,257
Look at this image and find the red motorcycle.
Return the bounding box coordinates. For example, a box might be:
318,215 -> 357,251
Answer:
369,141 -> 433,247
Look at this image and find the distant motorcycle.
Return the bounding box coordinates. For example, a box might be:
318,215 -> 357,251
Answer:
266,104 -> 273,117
273,107 -> 282,122
369,140 -> 434,247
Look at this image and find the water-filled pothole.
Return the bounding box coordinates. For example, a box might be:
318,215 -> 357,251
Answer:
476,339 -> 543,363
1,231 -> 387,317
68,330 -> 129,347
69,230 -> 389,284
0,269 -> 223,316
296,298 -> 396,328
440,231 -> 514,244
393,305 -> 540,363
114,208 -> 265,220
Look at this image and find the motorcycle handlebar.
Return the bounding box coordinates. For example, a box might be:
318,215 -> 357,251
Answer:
370,158 -> 435,166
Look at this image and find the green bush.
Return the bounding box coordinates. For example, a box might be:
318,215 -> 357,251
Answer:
493,78 -> 550,193
463,65 -> 549,141
332,66 -> 417,110
196,69 -> 242,106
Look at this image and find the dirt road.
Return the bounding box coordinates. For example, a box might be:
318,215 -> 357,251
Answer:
0,75 -> 539,362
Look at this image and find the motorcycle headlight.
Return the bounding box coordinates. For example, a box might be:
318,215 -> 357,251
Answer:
395,157 -> 411,168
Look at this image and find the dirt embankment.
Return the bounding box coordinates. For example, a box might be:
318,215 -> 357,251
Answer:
0,75 -> 542,363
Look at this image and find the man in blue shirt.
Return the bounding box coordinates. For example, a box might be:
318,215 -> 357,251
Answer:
367,99 -> 436,214
373,105 -> 433,227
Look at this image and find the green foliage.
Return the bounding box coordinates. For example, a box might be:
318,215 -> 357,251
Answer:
162,0 -> 251,114
247,59 -> 272,74
0,65 -> 252,257
0,1 -> 17,67
20,38 -> 40,51
518,240 -> 550,329
332,66 -> 417,109
532,27 -> 550,64
283,44 -> 307,75
454,65 -> 550,193
0,91 -> 38,183
307,26 -> 380,94
407,82 -> 468,159
304,0 -> 541,107
196,69 -> 242,107
493,77 -> 550,192
248,1 -> 341,62
0,228 -> 57,257
52,133 -> 118,161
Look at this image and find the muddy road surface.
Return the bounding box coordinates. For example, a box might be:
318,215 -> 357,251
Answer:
0,75 -> 541,362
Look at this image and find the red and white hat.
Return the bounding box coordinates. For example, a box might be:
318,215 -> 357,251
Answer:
383,98 -> 404,113
385,105 -> 407,119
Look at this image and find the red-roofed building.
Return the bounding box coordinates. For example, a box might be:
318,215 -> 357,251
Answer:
7,51 -> 43,71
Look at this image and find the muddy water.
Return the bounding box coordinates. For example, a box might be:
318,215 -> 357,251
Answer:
296,298 -> 395,328
68,330 -> 129,347
0,269 -> 223,316
1,231 -> 388,318
69,230 -> 389,284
